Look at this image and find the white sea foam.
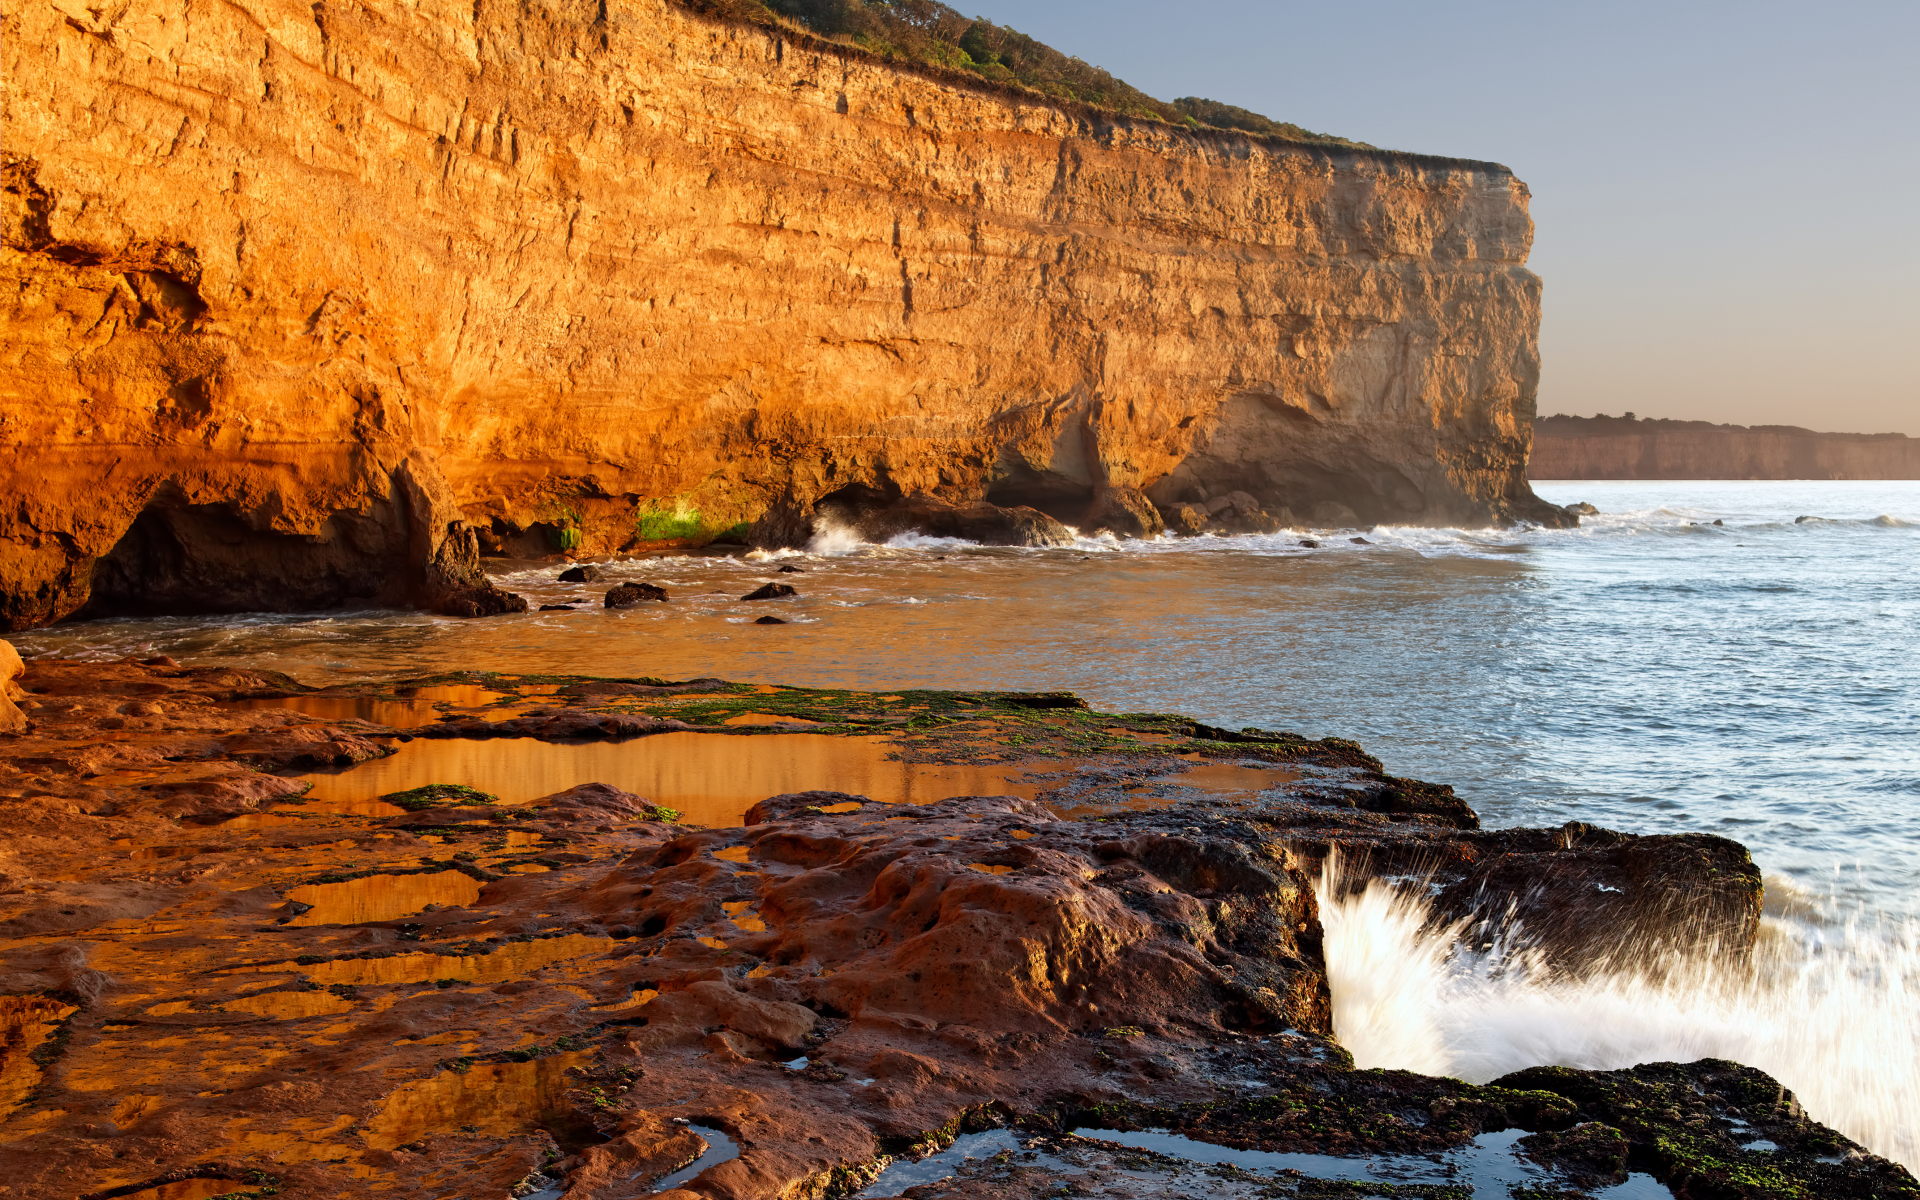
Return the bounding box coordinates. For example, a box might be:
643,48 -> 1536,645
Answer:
804,520 -> 867,556
1317,860 -> 1920,1172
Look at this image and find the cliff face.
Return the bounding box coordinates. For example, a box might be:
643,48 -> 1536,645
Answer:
1532,417 -> 1920,480
1,0 -> 1562,630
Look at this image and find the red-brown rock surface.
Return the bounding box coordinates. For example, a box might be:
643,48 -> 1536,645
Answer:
5,661 -> 1907,1200
2,0 -> 1566,631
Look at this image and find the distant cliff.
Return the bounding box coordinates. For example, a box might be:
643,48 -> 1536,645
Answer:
1532,416 -> 1920,480
1,0 -> 1563,630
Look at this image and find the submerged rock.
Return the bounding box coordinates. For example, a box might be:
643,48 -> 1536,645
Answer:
742,583 -> 798,601
605,581 -> 669,607
558,565 -> 605,583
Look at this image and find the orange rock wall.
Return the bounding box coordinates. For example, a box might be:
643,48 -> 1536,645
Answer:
2,0 -> 1559,629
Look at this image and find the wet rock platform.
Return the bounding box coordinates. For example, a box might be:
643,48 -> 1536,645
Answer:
0,660 -> 1911,1199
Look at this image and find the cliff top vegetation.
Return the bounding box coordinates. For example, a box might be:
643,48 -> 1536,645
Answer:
677,0 -> 1371,148
1540,414 -> 1915,442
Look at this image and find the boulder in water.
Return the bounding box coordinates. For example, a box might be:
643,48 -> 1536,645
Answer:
605,581 -> 669,607
816,489 -> 1075,547
1565,501 -> 1599,516
1081,485 -> 1164,538
777,563 -> 804,573
742,582 -> 797,601
754,615 -> 787,624
1299,539 -> 1320,549
1157,503 -> 1209,537
558,564 -> 604,583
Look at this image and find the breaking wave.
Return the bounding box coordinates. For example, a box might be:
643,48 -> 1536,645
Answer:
1317,861 -> 1920,1172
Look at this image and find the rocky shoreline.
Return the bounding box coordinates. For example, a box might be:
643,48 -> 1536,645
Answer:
0,653 -> 1911,1199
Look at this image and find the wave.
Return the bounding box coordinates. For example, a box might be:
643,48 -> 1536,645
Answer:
1318,859 -> 1920,1172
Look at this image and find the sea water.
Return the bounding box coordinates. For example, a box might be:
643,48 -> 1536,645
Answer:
19,479 -> 1919,1165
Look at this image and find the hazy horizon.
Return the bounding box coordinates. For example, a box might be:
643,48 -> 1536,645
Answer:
968,0 -> 1919,437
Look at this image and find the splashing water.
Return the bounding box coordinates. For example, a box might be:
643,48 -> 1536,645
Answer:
1317,863 -> 1920,1172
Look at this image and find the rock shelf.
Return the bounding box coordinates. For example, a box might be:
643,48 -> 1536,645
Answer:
0,659 -> 1910,1199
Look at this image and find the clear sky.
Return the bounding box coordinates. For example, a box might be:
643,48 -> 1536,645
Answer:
966,0 -> 1920,435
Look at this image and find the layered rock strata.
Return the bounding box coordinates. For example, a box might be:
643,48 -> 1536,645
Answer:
1,660 -> 1902,1199
1532,416 -> 1920,480
3,0 -> 1564,630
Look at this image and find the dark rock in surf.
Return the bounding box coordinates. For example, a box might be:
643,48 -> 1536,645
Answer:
1566,501 -> 1600,516
1299,539 -> 1320,548
558,564 -> 604,583
777,564 -> 804,573
604,582 -> 669,607
538,603 -> 576,611
1496,1059 -> 1918,1200
815,488 -> 1075,547
436,585 -> 529,617
754,615 -> 787,625
1157,503 -> 1209,537
1081,485 -> 1165,539
742,583 -> 797,601
1349,537 -> 1371,544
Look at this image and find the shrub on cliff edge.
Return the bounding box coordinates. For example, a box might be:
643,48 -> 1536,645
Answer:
673,0 -> 1369,146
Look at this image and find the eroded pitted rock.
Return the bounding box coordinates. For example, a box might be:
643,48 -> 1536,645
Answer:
0,664 -> 1900,1200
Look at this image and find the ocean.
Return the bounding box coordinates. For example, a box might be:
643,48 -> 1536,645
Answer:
17,478 -> 1919,1166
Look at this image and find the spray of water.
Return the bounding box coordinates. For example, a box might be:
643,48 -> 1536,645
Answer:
1317,861 -> 1920,1172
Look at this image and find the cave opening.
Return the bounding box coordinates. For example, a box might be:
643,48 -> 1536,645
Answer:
75,500 -> 400,620
982,468 -> 1094,525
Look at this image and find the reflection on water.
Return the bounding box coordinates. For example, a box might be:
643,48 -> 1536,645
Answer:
294,935 -> 613,986
361,1051 -> 591,1150
146,991 -> 357,1020
108,1181 -> 265,1200
1151,759 -> 1300,794
286,870 -> 484,925
0,996 -> 78,1109
236,685 -> 511,728
721,711 -> 820,725
219,990 -> 358,1020
213,798 -> 405,829
298,733 -> 1062,828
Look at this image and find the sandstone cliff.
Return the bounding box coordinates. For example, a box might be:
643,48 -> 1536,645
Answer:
1,0 -> 1563,630
1532,416 -> 1920,480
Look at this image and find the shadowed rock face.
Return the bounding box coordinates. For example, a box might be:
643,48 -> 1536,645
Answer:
1,0 -> 1565,629
3,661 -> 1901,1200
